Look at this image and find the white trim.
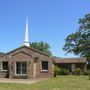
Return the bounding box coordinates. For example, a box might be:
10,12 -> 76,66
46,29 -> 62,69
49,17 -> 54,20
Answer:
41,70 -> 48,72
1,61 -> 8,71
15,62 -> 27,76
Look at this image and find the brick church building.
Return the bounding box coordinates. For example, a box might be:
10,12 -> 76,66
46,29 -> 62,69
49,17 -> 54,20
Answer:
0,17 -> 87,78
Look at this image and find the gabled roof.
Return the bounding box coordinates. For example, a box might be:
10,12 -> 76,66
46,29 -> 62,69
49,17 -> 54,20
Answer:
54,57 -> 87,63
12,51 -> 33,57
1,45 -> 50,57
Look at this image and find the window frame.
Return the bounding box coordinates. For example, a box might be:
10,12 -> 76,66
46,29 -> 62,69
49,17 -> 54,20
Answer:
1,61 -> 8,71
15,61 -> 27,76
41,61 -> 48,71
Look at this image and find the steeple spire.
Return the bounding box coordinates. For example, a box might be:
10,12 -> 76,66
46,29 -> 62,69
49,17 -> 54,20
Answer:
23,16 -> 30,47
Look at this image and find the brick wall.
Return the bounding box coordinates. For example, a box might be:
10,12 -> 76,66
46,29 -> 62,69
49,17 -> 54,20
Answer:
0,46 -> 54,78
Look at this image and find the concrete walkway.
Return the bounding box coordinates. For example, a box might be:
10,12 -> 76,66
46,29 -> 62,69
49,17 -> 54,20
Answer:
0,78 -> 49,84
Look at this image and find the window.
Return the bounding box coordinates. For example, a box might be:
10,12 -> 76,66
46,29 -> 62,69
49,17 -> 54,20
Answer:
42,61 -> 48,71
16,62 -> 27,75
1,61 -> 8,71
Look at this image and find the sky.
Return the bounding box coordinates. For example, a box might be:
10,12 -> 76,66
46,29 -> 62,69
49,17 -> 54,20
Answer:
0,0 -> 90,57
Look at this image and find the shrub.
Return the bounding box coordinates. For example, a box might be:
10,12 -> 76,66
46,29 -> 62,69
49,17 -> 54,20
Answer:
59,68 -> 69,75
54,66 -> 60,77
75,68 -> 81,75
54,66 -> 69,76
83,71 -> 88,75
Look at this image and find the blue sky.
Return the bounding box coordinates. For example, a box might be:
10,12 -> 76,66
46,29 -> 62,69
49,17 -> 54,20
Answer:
0,0 -> 90,57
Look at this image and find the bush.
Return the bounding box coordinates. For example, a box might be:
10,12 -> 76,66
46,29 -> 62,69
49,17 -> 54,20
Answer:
54,66 -> 60,77
59,68 -> 69,75
83,71 -> 88,75
54,66 -> 69,77
75,68 -> 81,75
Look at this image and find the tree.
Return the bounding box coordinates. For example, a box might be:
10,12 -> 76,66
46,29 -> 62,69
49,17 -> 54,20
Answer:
63,14 -> 90,61
0,52 -> 4,56
30,41 -> 52,56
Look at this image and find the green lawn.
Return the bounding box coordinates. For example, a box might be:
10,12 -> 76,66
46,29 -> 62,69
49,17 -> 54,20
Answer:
0,75 -> 90,90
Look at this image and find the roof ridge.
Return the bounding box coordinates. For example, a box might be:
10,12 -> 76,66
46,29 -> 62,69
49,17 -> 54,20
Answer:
2,45 -> 50,57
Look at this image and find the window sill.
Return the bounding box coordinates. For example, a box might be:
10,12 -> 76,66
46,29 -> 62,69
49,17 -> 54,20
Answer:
15,74 -> 27,76
41,70 -> 48,73
1,70 -> 8,72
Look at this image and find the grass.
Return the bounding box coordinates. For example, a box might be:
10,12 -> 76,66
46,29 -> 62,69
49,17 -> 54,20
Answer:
0,75 -> 90,90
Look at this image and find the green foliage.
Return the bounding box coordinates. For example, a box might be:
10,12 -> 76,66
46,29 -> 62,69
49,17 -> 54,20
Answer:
0,52 -> 4,56
54,66 -> 69,76
83,70 -> 88,75
75,68 -> 81,75
54,66 -> 60,77
83,70 -> 90,79
63,14 -> 90,61
59,68 -> 69,75
30,41 -> 52,56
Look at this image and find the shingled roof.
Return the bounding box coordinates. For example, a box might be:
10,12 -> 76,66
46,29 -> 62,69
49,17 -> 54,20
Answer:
54,57 -> 87,63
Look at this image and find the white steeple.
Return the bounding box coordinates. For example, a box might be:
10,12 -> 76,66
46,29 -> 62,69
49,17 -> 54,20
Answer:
23,16 -> 30,47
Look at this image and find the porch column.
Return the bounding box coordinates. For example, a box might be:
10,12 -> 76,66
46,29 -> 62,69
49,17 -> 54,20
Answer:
9,56 -> 12,78
33,58 -> 38,78
33,62 -> 36,78
27,61 -> 31,78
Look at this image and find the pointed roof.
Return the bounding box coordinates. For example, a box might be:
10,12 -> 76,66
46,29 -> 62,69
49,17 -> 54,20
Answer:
23,16 -> 30,47
1,45 -> 50,57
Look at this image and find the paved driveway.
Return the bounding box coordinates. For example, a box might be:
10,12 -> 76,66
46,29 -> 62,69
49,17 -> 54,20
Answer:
0,78 -> 49,84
